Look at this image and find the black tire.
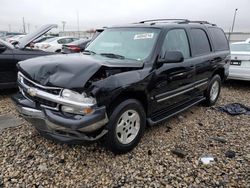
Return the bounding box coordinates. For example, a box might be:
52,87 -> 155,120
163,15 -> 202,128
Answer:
104,99 -> 146,154
203,74 -> 221,106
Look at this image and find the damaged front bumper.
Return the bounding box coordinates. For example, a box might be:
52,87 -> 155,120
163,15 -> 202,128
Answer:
12,93 -> 109,143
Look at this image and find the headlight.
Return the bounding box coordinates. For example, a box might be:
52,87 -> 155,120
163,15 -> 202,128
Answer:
61,89 -> 96,115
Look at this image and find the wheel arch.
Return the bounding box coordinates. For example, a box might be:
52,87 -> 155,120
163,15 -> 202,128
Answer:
212,67 -> 225,81
107,90 -> 148,117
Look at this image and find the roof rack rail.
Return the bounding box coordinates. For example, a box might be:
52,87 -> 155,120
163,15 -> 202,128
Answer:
137,19 -> 217,26
179,20 -> 217,26
138,19 -> 190,24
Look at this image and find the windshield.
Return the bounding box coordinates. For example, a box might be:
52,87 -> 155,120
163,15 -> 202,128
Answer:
230,43 -> 250,52
86,28 -> 160,61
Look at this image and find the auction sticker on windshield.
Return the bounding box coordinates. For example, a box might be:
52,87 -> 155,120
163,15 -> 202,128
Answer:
134,33 -> 154,40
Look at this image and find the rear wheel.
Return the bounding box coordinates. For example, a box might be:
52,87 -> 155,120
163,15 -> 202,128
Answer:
104,99 -> 146,154
204,74 -> 221,106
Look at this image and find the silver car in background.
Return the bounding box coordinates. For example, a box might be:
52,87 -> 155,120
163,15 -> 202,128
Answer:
229,41 -> 250,81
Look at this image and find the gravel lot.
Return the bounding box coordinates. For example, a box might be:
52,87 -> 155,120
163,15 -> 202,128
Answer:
0,81 -> 250,187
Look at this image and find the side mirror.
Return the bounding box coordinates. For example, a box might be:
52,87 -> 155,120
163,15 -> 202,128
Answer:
0,44 -> 7,53
158,51 -> 184,64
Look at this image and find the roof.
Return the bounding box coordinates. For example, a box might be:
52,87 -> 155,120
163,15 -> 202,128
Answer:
109,19 -> 218,29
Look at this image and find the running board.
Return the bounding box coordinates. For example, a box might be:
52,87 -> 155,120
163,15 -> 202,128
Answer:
147,97 -> 206,126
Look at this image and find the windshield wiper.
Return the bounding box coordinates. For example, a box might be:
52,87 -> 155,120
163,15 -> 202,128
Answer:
100,53 -> 125,59
83,50 -> 96,55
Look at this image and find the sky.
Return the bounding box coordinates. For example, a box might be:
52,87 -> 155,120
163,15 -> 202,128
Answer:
0,0 -> 249,33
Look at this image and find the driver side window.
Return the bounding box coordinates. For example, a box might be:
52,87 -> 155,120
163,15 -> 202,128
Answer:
161,29 -> 190,59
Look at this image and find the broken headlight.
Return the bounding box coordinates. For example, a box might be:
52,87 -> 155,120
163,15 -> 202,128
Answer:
61,89 -> 96,115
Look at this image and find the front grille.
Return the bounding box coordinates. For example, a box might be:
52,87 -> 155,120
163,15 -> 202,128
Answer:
23,78 -> 61,95
23,90 -> 58,108
18,72 -> 62,110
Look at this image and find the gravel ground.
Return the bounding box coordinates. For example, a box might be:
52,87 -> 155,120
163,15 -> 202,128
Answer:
0,81 -> 250,187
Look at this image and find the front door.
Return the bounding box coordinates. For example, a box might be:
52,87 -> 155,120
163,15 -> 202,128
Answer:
150,28 -> 196,116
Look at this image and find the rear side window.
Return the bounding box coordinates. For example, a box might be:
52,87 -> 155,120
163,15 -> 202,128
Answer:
209,28 -> 229,51
190,28 -> 211,56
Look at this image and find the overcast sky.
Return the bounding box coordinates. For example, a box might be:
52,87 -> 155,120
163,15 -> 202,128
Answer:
0,0 -> 249,33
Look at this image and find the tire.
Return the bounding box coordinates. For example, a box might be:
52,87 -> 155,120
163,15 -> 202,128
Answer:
104,99 -> 146,154
203,74 -> 221,106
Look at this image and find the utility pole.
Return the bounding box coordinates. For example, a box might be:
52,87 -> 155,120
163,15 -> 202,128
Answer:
62,21 -> 66,32
8,24 -> 11,32
77,11 -> 80,38
22,17 -> 26,34
228,8 -> 238,41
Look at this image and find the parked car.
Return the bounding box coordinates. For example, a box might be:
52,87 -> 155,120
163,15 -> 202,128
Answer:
245,38 -> 250,43
34,36 -> 79,52
6,34 -> 26,44
29,36 -> 56,48
228,42 -> 250,81
61,39 -> 91,53
33,36 -> 56,43
0,32 -> 24,40
1,35 -> 17,42
0,24 -> 57,89
13,19 -> 230,153
61,29 -> 104,54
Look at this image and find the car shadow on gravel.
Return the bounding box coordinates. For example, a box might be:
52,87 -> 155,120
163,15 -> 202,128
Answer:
0,88 -> 18,96
224,80 -> 250,90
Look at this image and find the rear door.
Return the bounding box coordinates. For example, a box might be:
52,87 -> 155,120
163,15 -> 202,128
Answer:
208,27 -> 230,76
188,28 -> 214,93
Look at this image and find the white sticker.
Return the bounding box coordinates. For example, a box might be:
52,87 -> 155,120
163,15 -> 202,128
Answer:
134,33 -> 154,40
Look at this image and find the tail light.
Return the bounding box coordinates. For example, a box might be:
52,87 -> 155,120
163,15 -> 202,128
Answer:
68,45 -> 81,52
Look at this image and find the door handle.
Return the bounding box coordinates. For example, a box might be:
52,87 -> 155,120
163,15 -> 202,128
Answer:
211,57 -> 222,63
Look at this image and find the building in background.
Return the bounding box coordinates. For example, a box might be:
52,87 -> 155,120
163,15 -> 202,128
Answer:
225,32 -> 250,43
59,29 -> 96,39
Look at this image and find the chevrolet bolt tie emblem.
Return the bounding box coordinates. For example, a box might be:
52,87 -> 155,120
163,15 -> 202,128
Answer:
27,88 -> 37,97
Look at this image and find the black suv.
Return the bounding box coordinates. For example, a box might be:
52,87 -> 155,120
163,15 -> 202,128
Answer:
13,19 -> 230,153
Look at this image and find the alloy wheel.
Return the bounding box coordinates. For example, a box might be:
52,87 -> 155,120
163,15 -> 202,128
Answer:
115,109 -> 140,144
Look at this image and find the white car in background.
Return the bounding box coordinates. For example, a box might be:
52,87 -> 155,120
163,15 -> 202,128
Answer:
229,41 -> 250,81
6,35 -> 26,44
34,36 -> 79,52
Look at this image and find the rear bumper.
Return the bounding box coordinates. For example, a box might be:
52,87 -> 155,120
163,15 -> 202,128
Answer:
12,92 -> 108,143
228,66 -> 250,81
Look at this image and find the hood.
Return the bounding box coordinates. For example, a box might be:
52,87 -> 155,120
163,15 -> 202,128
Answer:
17,53 -> 143,89
17,24 -> 57,49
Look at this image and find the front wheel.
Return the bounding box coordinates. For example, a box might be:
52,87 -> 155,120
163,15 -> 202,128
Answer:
203,74 -> 221,106
104,99 -> 146,154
